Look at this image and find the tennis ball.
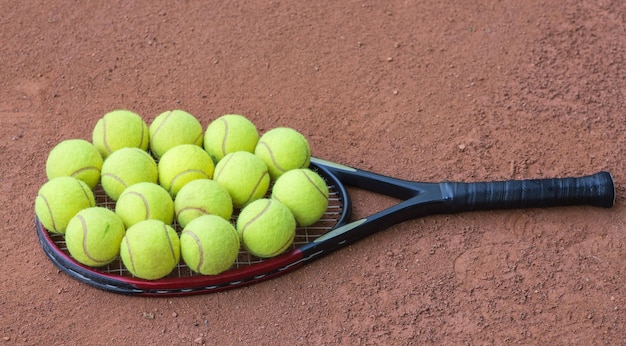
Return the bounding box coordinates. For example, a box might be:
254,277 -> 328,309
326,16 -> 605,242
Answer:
149,110 -> 203,159
158,144 -> 215,197
203,114 -> 259,163
100,147 -> 158,200
35,176 -> 96,234
213,151 -> 270,208
272,168 -> 329,226
119,220 -> 181,280
115,182 -> 174,228
180,215 -> 240,275
236,198 -> 296,258
65,207 -> 126,267
92,110 -> 149,158
255,127 -> 311,180
45,139 -> 103,188
174,179 -> 233,228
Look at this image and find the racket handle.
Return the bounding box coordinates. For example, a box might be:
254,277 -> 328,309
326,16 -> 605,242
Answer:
441,171 -> 615,211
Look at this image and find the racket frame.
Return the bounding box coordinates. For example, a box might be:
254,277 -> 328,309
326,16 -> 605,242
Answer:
36,157 -> 615,296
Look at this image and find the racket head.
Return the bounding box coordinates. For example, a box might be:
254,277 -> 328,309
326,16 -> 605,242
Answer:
35,161 -> 351,296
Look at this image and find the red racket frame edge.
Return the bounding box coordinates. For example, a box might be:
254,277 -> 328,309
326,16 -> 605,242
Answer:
36,227 -> 315,295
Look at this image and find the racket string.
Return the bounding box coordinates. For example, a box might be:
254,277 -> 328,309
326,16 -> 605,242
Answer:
48,183 -> 343,279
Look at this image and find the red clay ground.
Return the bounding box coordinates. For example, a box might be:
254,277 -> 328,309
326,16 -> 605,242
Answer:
2,1 -> 625,344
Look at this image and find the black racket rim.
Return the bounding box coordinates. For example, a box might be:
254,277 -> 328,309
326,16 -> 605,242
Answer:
35,160 -> 352,296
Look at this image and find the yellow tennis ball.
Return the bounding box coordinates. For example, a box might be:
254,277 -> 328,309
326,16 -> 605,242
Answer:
149,110 -> 203,159
100,147 -> 158,200
119,220 -> 181,280
35,176 -> 96,234
115,182 -> 174,228
236,198 -> 296,258
213,151 -> 270,208
65,207 -> 126,267
45,139 -> 103,188
203,114 -> 259,163
158,144 -> 215,197
271,168 -> 329,227
255,127 -> 311,180
92,110 -> 149,158
174,179 -> 233,228
180,215 -> 240,275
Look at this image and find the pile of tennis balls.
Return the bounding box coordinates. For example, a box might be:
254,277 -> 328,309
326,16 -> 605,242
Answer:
35,110 -> 330,280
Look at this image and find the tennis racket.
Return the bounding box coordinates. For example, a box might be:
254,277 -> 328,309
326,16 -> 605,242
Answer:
36,157 -> 615,296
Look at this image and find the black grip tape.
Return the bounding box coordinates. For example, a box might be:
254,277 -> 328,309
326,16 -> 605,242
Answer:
441,171 -> 615,212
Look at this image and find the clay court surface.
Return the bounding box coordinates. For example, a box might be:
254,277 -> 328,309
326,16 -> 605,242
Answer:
1,1 -> 625,344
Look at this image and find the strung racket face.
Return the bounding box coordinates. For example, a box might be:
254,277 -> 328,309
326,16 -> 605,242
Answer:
36,162 -> 350,296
